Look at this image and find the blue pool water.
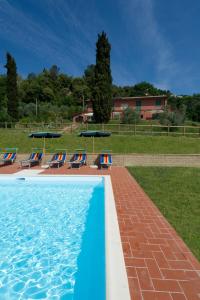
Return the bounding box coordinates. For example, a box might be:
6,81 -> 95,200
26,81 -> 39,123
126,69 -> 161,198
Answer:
0,176 -> 105,300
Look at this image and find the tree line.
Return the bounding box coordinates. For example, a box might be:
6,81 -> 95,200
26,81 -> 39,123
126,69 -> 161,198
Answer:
0,32 -> 199,124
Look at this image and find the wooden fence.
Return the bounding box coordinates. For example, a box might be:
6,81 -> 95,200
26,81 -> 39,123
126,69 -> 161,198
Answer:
0,122 -> 200,137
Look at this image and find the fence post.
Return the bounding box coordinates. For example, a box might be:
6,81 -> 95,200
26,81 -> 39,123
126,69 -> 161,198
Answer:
134,124 -> 136,135
183,126 -> 186,136
167,125 -> 170,136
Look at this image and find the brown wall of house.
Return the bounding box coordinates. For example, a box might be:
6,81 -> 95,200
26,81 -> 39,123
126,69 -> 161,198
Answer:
113,97 -> 165,111
82,96 -> 167,121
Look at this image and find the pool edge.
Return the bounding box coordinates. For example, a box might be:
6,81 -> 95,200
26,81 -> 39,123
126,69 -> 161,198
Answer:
104,175 -> 131,300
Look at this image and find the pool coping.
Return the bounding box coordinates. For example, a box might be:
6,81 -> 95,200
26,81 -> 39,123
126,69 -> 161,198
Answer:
0,174 -> 130,300
104,175 -> 131,300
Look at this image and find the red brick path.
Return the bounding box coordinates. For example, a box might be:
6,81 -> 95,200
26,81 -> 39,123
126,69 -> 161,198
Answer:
0,163 -> 20,174
110,168 -> 200,300
1,165 -> 200,299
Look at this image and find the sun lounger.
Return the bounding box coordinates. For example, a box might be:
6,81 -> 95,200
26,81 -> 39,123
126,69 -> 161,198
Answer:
0,150 -> 17,166
20,152 -> 43,168
70,150 -> 87,168
99,151 -> 112,169
47,152 -> 67,168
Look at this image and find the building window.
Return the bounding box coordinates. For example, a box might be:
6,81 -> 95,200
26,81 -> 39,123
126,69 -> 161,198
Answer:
136,100 -> 141,111
156,99 -> 161,106
136,100 -> 141,106
121,103 -> 128,110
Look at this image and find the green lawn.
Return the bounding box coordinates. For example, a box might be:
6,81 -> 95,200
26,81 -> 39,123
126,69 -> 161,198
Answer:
0,129 -> 200,153
128,167 -> 200,260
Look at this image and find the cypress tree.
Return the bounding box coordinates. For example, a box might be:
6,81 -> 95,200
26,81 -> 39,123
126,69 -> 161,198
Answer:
0,75 -> 7,108
4,53 -> 18,120
92,32 -> 112,123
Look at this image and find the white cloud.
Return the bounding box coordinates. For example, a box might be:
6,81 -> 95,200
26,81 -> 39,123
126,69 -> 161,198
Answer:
118,0 -> 179,89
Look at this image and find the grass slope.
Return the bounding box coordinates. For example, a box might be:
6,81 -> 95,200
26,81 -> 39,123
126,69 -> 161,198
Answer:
0,130 -> 200,154
128,167 -> 200,260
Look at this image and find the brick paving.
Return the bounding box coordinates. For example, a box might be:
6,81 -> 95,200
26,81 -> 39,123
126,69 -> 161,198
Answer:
1,164 -> 200,299
0,163 -> 20,174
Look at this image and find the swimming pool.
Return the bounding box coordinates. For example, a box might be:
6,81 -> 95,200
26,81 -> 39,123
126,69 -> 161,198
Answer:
0,175 -> 130,300
0,176 -> 105,299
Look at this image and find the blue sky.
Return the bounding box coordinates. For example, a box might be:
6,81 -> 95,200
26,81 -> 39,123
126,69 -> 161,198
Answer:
0,0 -> 200,95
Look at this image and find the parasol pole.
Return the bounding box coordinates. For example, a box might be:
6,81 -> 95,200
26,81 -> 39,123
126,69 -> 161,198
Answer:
43,137 -> 46,158
93,136 -> 94,153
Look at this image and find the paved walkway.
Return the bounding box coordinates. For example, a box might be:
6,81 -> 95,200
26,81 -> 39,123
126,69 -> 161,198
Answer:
124,154 -> 200,167
1,165 -> 200,299
9,154 -> 200,168
110,168 -> 200,300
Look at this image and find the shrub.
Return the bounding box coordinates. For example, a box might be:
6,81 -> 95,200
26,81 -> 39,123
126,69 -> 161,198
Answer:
121,107 -> 140,124
159,105 -> 186,129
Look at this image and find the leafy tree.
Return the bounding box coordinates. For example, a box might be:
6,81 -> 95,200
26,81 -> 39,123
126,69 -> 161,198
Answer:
72,77 -> 90,111
4,53 -> 19,120
41,87 -> 55,103
61,94 -> 75,106
49,65 -> 60,81
167,95 -> 184,111
92,32 -> 112,123
27,73 -> 36,81
167,94 -> 200,123
84,64 -> 95,98
58,74 -> 73,90
72,78 -> 87,100
185,95 -> 200,122
121,107 -> 140,124
159,105 -> 186,127
132,82 -> 169,96
19,102 -> 36,119
112,82 -> 170,98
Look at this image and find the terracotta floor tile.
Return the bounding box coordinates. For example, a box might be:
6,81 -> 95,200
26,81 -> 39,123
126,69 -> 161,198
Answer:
160,245 -> 177,260
142,291 -> 172,300
128,277 -> 142,300
122,242 -> 132,257
126,266 -> 137,278
0,163 -> 21,173
125,257 -> 146,268
136,267 -> 154,290
168,260 -> 194,270
171,293 -> 187,300
145,259 -> 163,279
152,279 -> 181,292
153,251 -> 170,269
140,243 -> 161,252
148,238 -> 168,245
179,279 -> 200,300
132,250 -> 154,259
161,268 -> 198,281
